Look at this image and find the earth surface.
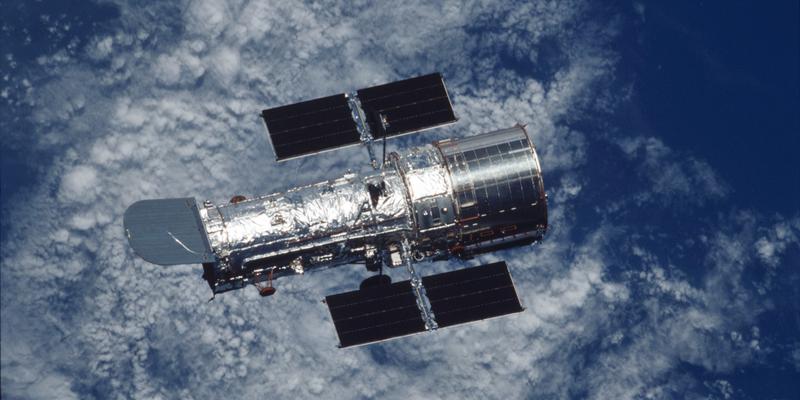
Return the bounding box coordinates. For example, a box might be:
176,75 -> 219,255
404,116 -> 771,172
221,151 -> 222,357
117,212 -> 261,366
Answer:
1,1 -> 798,399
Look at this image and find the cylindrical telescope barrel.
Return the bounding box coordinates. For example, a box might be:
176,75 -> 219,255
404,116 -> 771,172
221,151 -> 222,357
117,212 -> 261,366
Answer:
123,126 -> 547,294
391,125 -> 547,258
436,126 -> 547,253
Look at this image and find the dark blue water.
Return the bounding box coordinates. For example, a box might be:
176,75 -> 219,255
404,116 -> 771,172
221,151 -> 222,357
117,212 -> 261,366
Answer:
630,2 -> 799,215
627,3 -> 800,398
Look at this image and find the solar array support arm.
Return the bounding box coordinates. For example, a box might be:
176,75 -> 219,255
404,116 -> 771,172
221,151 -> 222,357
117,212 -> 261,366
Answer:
401,238 -> 438,330
345,92 -> 379,169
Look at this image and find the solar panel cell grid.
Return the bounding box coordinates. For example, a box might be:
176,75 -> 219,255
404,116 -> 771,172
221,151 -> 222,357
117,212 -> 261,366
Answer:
358,73 -> 456,138
421,261 -> 523,328
325,280 -> 426,348
262,93 -> 348,119
356,73 -> 444,101
262,93 -> 361,160
262,73 -> 456,160
325,261 -> 524,347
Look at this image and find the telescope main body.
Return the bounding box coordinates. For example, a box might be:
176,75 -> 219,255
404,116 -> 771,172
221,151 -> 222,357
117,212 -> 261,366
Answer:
123,73 -> 549,347
124,126 -> 547,294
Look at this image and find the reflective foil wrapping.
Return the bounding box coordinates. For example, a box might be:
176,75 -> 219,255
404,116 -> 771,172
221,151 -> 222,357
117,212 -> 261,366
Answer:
392,145 -> 459,248
199,125 -> 547,294
199,172 -> 412,292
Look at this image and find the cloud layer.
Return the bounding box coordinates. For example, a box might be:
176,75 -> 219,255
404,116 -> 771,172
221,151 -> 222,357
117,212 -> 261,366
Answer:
2,1 -> 798,399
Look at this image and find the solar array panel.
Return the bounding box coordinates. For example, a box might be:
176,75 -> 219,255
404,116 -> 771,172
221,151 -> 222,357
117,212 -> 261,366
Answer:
357,73 -> 456,138
326,280 -> 426,348
325,261 -> 523,347
421,261 -> 523,328
261,73 -> 456,160
261,94 -> 360,160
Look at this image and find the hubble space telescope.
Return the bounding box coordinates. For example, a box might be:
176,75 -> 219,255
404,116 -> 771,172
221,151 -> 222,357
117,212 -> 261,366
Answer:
124,73 -> 548,347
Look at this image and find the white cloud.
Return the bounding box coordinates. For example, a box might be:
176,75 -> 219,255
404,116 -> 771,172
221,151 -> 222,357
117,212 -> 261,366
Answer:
613,136 -> 729,209
59,165 -> 99,203
755,219 -> 799,266
208,45 -> 240,84
86,36 -> 115,61
184,0 -> 231,39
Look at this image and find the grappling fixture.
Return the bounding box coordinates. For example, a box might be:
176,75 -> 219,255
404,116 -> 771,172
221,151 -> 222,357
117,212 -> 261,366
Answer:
123,73 -> 547,347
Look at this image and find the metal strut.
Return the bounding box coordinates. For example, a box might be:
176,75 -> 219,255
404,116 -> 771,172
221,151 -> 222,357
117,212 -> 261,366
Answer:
346,92 -> 379,169
401,238 -> 438,330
